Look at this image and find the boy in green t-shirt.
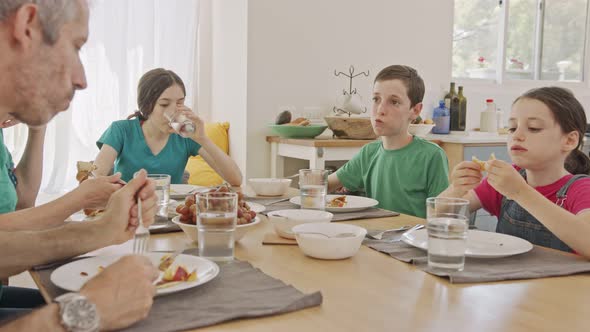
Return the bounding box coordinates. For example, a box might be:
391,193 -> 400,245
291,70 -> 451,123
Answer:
328,65 -> 449,218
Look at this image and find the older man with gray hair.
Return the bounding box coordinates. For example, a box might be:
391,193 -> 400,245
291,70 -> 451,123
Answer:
0,1 -> 161,331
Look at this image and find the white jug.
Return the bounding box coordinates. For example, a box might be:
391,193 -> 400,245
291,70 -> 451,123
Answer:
480,99 -> 501,133
480,112 -> 499,133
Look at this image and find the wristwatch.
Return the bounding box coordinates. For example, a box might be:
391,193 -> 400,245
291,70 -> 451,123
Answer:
54,293 -> 100,332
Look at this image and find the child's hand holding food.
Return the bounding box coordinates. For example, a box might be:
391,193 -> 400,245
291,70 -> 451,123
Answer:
486,159 -> 529,200
449,161 -> 483,197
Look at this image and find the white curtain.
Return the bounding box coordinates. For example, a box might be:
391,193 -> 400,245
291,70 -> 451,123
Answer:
4,0 -> 200,195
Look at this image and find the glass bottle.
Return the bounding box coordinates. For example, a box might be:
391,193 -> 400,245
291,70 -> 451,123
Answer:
432,100 -> 450,134
451,86 -> 467,131
457,86 -> 467,131
444,82 -> 456,110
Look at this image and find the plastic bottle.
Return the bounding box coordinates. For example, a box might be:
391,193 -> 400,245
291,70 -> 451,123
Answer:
432,100 -> 450,134
480,99 -> 499,133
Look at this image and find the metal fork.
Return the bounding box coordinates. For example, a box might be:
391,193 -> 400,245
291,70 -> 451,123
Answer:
133,198 -> 150,255
366,225 -> 412,240
387,224 -> 425,242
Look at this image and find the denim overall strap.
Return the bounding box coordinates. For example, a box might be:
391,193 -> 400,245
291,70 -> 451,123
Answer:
555,174 -> 590,207
497,170 -> 586,252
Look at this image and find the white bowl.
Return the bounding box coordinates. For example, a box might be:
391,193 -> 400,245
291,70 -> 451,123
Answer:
267,209 -> 333,239
248,178 -> 292,196
171,216 -> 261,243
292,223 -> 367,260
408,124 -> 435,136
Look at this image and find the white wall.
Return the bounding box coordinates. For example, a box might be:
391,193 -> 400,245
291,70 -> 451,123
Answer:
208,0 -> 590,181
244,0 -> 455,178
209,0 -> 249,174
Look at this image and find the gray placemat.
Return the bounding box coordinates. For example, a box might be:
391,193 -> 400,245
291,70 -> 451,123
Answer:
35,249 -> 322,331
149,216 -> 182,234
364,232 -> 590,283
250,199 -> 399,221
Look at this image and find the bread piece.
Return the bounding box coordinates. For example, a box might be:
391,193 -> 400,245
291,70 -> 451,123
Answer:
297,119 -> 311,126
76,161 -> 103,217
76,161 -> 97,183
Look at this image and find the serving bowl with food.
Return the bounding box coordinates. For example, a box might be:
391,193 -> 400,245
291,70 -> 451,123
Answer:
408,116 -> 435,137
324,115 -> 376,140
171,184 -> 260,242
269,111 -> 327,138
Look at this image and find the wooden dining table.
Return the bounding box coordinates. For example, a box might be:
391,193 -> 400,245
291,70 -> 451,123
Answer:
31,210 -> 590,331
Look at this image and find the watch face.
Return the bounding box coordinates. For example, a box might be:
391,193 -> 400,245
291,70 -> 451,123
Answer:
63,299 -> 99,330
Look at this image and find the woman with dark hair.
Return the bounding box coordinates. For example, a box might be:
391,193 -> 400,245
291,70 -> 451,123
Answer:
440,86 -> 590,258
93,68 -> 242,185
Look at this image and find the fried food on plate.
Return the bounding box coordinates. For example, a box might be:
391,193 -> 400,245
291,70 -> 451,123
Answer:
327,195 -> 347,208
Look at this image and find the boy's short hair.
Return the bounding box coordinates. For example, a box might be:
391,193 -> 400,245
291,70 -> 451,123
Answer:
374,65 -> 425,107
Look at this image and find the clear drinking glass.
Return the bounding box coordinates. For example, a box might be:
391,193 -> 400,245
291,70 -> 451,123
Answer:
426,197 -> 470,271
147,174 -> 171,219
196,192 -> 238,261
298,169 -> 329,211
164,109 -> 196,138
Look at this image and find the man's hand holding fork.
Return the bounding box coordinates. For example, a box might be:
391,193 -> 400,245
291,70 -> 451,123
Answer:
97,169 -> 158,245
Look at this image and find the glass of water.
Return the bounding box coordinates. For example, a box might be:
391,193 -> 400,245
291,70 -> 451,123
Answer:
164,109 -> 196,138
147,174 -> 171,219
196,192 -> 238,261
298,169 -> 329,210
426,197 -> 470,272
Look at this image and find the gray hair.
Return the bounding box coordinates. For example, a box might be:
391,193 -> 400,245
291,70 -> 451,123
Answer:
0,0 -> 79,44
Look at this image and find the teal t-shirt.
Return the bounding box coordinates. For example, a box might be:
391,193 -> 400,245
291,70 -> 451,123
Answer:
97,118 -> 201,183
336,137 -> 449,218
0,129 -> 18,213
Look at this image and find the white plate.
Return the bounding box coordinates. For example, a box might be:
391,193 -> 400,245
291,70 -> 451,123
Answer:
170,184 -> 209,199
50,253 -> 219,296
289,195 -> 379,213
245,201 -> 265,213
401,229 -> 533,258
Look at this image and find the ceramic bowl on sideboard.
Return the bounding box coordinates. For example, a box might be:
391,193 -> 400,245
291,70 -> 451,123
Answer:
408,124 -> 435,137
267,209 -> 333,239
292,223 -> 367,260
268,124 -> 328,139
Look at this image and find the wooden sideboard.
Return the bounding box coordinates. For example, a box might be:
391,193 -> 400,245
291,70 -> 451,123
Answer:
267,134 -> 508,177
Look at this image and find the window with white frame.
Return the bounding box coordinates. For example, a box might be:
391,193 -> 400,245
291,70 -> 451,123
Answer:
452,0 -> 589,82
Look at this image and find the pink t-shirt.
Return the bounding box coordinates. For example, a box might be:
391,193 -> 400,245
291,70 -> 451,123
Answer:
474,166 -> 590,217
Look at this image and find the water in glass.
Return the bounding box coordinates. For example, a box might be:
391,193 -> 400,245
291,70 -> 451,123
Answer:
427,216 -> 468,271
166,111 -> 195,138
155,183 -> 170,218
169,120 -> 195,138
300,184 -> 327,210
148,174 -> 171,218
197,212 -> 236,261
